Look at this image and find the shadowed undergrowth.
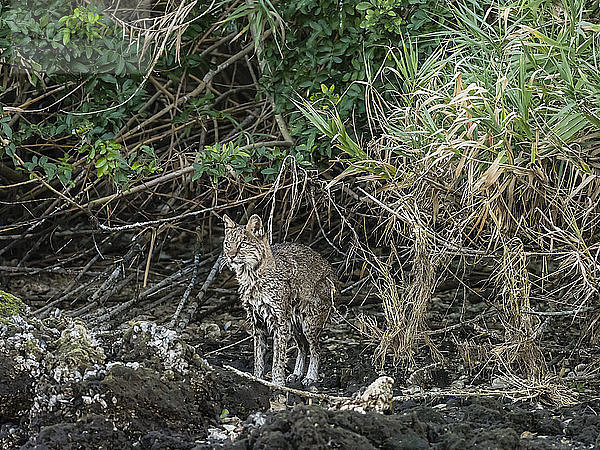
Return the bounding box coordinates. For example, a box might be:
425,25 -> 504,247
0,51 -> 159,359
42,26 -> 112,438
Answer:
1,0 -> 600,402
299,0 -> 600,387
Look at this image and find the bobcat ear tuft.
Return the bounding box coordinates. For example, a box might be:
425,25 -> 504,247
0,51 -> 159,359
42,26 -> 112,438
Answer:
223,214 -> 236,228
246,214 -> 264,237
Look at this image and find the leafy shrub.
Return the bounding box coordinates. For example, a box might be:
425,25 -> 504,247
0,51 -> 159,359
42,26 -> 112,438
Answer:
357,0 -> 406,34
193,142 -> 311,183
82,141 -> 160,188
59,6 -> 106,45
193,142 -> 252,183
255,0 -> 450,160
22,154 -> 74,185
0,0 -> 143,75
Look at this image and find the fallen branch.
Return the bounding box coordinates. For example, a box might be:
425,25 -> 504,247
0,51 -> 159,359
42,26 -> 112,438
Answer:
78,271 -> 137,320
175,255 -> 222,331
34,253 -> 104,316
222,364 -> 349,402
523,307 -> 598,316
203,335 -> 252,356
169,242 -> 202,328
93,179 -> 306,231
0,265 -> 103,275
69,236 -> 144,317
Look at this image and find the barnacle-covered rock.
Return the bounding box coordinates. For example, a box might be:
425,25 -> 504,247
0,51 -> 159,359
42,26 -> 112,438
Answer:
0,296 -> 269,448
0,292 -> 51,423
117,320 -> 203,375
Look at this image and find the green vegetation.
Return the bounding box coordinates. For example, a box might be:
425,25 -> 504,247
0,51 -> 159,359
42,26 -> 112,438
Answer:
0,0 -> 451,187
301,0 -> 600,369
0,1 -> 142,74
2,0 -> 600,379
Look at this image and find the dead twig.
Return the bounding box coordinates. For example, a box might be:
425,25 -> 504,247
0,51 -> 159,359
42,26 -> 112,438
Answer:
175,255 -> 222,331
203,335 -> 251,356
222,364 -> 349,402
523,307 -> 598,316
0,265 -> 103,275
169,241 -> 202,329
79,271 -> 138,320
34,253 -> 104,316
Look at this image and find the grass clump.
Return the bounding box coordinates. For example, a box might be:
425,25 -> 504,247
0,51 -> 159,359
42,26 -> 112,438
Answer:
300,0 -> 600,378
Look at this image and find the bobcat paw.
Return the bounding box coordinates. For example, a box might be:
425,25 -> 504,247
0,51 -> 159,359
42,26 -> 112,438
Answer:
286,373 -> 301,384
301,376 -> 317,387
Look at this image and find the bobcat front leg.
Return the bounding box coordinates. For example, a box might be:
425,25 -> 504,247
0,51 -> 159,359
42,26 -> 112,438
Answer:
253,324 -> 268,379
271,326 -> 288,386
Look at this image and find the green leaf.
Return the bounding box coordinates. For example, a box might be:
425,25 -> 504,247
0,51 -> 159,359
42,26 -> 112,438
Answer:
116,57 -> 125,75
356,2 -> 372,11
192,163 -> 205,181
1,122 -> 12,139
261,167 -> 280,175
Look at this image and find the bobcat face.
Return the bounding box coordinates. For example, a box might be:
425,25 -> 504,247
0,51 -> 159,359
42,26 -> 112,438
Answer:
223,214 -> 267,269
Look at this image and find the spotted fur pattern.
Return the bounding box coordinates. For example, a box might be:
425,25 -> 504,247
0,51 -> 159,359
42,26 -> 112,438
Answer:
223,214 -> 337,386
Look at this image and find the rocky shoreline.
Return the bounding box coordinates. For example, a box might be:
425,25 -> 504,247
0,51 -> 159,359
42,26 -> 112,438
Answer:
3,290 -> 600,449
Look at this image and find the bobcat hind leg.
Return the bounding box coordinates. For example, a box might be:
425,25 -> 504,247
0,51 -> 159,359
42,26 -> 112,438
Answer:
287,331 -> 309,383
302,309 -> 325,386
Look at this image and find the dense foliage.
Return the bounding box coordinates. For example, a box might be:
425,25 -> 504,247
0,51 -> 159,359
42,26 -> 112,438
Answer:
260,0 -> 449,156
2,0 -> 600,373
0,0 -> 453,186
300,0 -> 600,364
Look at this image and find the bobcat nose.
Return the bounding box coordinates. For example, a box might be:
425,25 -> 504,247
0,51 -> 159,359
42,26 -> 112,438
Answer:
227,247 -> 238,259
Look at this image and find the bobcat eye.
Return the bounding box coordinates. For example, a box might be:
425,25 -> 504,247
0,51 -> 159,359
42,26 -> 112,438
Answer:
239,242 -> 247,248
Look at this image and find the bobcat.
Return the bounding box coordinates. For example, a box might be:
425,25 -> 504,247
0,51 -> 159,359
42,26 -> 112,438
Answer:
223,214 -> 337,386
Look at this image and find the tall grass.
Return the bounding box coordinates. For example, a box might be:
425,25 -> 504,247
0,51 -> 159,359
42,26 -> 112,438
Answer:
300,0 -> 600,377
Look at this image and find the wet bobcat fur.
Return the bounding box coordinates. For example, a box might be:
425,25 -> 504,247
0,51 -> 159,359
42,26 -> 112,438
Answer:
223,214 -> 337,386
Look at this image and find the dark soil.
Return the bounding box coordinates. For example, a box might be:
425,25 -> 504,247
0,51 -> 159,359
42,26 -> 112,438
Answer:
2,260 -> 600,449
215,398 -> 600,449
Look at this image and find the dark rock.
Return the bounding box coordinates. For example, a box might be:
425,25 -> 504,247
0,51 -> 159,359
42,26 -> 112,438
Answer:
22,415 -> 130,450
236,405 -> 430,449
468,427 -> 520,449
213,367 -> 270,418
566,413 -> 600,445
0,422 -> 28,449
